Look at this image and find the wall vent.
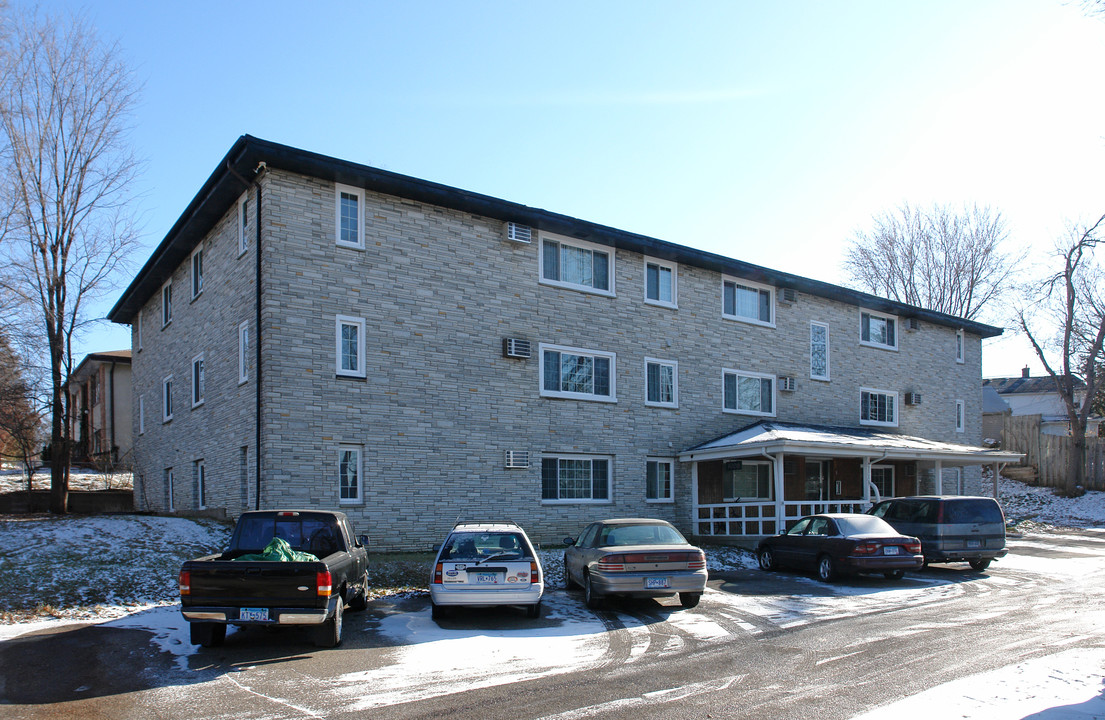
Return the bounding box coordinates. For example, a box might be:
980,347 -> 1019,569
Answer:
779,288 -> 798,304
906,317 -> 921,331
904,392 -> 922,405
502,337 -> 532,359
779,376 -> 797,392
504,450 -> 530,469
505,222 -> 533,244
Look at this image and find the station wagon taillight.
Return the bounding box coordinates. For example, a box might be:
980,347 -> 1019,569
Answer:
531,561 -> 540,584
433,563 -> 443,584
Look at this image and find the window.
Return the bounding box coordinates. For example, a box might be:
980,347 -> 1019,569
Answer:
860,310 -> 897,350
162,375 -> 173,422
138,395 -> 145,435
239,446 -> 249,509
194,459 -> 206,510
645,358 -> 677,408
238,194 -> 249,256
191,353 -> 205,408
336,183 -> 364,249
956,399 -> 965,433
810,322 -> 830,381
539,233 -> 613,295
723,370 -> 775,416
646,458 -> 674,502
541,456 -> 612,503
860,388 -> 898,426
871,466 -> 894,498
540,344 -> 616,402
644,257 -> 676,308
161,281 -> 172,327
165,468 -> 174,512
956,330 -> 965,364
723,460 -> 772,501
190,246 -> 204,299
238,321 -> 249,384
137,311 -> 142,352
336,315 -> 366,378
722,277 -> 774,326
337,446 -> 362,503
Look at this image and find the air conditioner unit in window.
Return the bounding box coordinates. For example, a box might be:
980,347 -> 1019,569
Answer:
504,450 -> 530,469
779,376 -> 797,392
906,318 -> 921,331
904,392 -> 922,405
505,222 -> 533,244
502,337 -> 532,359
779,288 -> 798,304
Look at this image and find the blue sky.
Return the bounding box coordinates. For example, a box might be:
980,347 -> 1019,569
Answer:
32,1 -> 1105,378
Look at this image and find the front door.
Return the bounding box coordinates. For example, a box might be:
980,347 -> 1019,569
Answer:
804,460 -> 830,508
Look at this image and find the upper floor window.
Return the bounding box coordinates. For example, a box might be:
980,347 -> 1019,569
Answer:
162,375 -> 173,422
138,394 -> 145,436
137,311 -> 143,351
238,194 -> 249,256
336,184 -> 364,249
860,388 -> 898,427
190,247 -> 204,299
723,369 -> 775,416
810,322 -> 830,381
644,257 -> 677,308
238,321 -> 249,384
539,233 -> 613,295
336,315 -> 366,378
541,455 -> 611,503
540,344 -> 616,402
646,458 -> 674,502
860,310 -> 897,350
645,358 -> 678,408
161,281 -> 172,327
338,445 -> 362,504
956,399 -> 965,433
191,353 -> 205,408
722,277 -> 774,326
956,330 -> 965,364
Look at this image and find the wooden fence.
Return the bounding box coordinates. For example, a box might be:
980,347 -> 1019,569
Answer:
1002,414 -> 1105,491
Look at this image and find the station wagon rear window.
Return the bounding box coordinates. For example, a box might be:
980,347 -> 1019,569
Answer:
439,532 -> 531,561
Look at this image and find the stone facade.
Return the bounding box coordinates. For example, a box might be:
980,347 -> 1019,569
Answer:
122,141 -> 995,551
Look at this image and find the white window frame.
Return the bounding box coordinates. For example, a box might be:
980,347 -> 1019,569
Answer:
540,454 -> 614,504
335,315 -> 366,378
722,369 -> 776,417
165,468 -> 174,513
137,311 -> 142,352
138,394 -> 145,435
722,459 -> 774,502
190,246 -> 204,300
644,357 -> 678,408
646,457 -> 675,503
338,445 -> 363,504
956,329 -> 965,364
335,183 -> 365,249
538,232 -> 615,297
191,353 -> 205,408
871,465 -> 895,498
162,375 -> 173,423
860,387 -> 899,427
722,276 -> 775,328
161,281 -> 172,328
860,309 -> 898,351
539,343 -> 617,402
956,399 -> 966,433
238,321 -> 249,385
810,321 -> 830,381
238,193 -> 249,257
195,459 -> 206,510
643,256 -> 677,309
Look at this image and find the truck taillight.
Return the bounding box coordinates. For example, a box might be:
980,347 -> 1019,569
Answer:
530,561 -> 540,584
317,570 -> 332,597
433,563 -> 443,584
178,570 -> 191,596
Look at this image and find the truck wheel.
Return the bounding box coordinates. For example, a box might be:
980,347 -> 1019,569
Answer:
190,622 -> 225,648
315,597 -> 343,648
348,571 -> 369,611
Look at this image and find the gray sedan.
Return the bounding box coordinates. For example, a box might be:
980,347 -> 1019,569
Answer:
563,518 -> 707,609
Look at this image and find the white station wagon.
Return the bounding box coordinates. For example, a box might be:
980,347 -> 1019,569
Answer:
429,521 -> 544,620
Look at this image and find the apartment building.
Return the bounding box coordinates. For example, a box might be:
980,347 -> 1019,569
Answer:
108,136 -> 1019,549
68,350 -> 132,468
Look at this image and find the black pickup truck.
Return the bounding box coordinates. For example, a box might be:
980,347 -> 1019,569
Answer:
179,510 -> 369,648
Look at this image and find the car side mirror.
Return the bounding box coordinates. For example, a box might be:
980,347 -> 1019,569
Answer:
357,534 -> 369,548
563,537 -> 576,546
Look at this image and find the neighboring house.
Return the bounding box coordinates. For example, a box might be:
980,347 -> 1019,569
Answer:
984,369 -> 1103,437
69,350 -> 133,467
107,135 -> 1020,550
981,385 -> 1011,445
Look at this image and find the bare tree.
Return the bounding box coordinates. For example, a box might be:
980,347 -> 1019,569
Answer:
1017,212 -> 1105,496
844,203 -> 1022,321
0,333 -> 43,489
0,9 -> 140,513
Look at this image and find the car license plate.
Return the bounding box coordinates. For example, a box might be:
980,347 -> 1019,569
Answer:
472,572 -> 499,584
967,539 -> 981,548
883,546 -> 899,555
645,577 -> 670,589
240,607 -> 269,622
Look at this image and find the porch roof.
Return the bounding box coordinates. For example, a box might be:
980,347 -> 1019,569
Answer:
678,421 -> 1023,464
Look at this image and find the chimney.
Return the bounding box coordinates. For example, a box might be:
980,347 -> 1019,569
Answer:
1022,367 -> 1030,378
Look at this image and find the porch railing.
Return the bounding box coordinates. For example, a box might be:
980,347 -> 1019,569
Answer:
695,500 -> 873,537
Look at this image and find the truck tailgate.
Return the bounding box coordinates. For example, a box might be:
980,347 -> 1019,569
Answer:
186,560 -> 327,607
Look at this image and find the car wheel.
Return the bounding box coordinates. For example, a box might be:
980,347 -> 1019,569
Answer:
883,569 -> 905,580
431,601 -> 448,621
526,602 -> 542,619
969,559 -> 991,571
757,547 -> 776,571
189,621 -> 225,648
679,592 -> 701,609
816,555 -> 835,582
348,571 -> 369,611
315,597 -> 343,647
584,572 -> 603,610
564,555 -> 580,590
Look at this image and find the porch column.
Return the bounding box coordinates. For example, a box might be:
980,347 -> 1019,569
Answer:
862,456 -> 872,504
690,461 -> 700,536
935,459 -> 944,494
993,462 -> 1000,499
773,452 -> 786,531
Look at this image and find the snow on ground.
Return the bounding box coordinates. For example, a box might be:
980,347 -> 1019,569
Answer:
0,467 -> 133,492
998,477 -> 1105,529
